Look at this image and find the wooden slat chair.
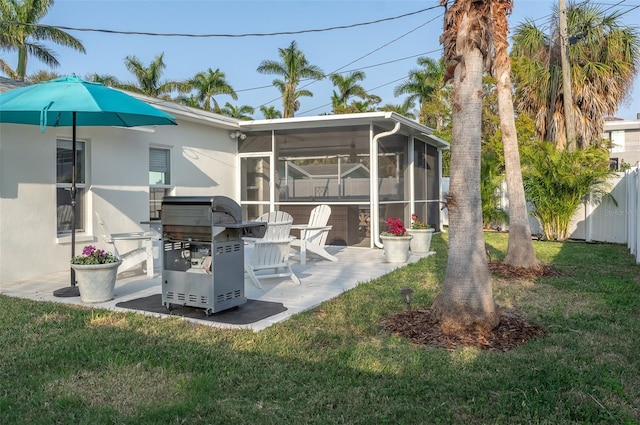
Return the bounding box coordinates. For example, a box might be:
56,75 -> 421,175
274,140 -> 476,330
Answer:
244,211 -> 300,288
95,212 -> 156,278
290,204 -> 337,265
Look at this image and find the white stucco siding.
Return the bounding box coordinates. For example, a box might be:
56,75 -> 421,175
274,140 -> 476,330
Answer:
1,124 -> 75,282
87,126 -> 156,260
168,121 -> 237,198
0,119 -> 239,283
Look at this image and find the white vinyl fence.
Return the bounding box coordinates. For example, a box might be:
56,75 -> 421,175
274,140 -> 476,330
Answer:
626,166 -> 640,263
442,166 -> 640,263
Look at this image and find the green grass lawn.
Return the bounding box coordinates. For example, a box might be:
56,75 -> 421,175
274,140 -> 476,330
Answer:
1,232 -> 639,424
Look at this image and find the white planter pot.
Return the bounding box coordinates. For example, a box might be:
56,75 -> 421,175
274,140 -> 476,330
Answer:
71,261 -> 121,303
380,235 -> 413,263
406,228 -> 435,253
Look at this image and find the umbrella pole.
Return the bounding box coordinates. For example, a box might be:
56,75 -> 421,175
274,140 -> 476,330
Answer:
53,112 -> 80,297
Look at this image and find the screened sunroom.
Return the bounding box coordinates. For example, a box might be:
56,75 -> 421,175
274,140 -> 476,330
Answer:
237,112 -> 449,248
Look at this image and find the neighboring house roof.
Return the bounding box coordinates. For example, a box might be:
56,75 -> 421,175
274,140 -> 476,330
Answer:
604,118 -> 640,131
0,76 -> 27,93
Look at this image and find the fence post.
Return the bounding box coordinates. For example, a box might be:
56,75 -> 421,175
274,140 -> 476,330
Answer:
627,166 -> 639,262
635,168 -> 640,263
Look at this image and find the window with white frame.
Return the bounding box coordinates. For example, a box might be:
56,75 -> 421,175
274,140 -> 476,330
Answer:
149,147 -> 171,219
56,139 -> 86,234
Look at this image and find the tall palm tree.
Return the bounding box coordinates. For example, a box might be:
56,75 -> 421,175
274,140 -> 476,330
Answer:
259,105 -> 282,119
256,40 -> 324,118
492,1 -> 539,269
178,68 -> 237,113
394,57 -> 448,129
0,34 -> 18,78
431,0 -> 499,334
120,53 -> 176,99
0,0 -> 85,81
220,102 -> 255,120
330,70 -> 368,111
511,1 -> 639,150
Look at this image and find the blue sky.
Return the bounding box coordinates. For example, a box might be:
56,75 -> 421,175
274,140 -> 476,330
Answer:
6,0 -> 640,120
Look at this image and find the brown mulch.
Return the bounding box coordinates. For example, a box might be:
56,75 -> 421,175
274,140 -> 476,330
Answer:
382,308 -> 544,351
487,262 -> 564,279
381,262 -> 558,351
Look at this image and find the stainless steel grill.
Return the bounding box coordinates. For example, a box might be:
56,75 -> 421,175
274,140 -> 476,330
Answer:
161,196 -> 266,315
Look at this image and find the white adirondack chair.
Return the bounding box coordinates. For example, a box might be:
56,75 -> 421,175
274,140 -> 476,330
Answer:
244,211 -> 300,288
255,211 -> 294,240
94,212 -> 157,278
290,204 -> 337,265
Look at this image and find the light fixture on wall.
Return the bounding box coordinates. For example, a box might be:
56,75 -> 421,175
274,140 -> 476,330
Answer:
229,130 -> 246,140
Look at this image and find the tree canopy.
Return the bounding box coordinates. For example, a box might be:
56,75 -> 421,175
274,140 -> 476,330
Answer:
0,0 -> 85,81
511,1 -> 640,149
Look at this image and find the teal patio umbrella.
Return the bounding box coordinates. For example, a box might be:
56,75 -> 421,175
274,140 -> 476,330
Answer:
0,75 -> 177,296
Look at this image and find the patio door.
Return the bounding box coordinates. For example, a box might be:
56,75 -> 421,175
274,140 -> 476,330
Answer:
240,154 -> 273,220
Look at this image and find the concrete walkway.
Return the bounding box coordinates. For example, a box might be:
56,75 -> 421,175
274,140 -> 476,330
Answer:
0,245 -> 434,331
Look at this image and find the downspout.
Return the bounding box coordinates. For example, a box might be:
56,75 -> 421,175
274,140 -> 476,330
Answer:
408,135 -> 415,218
371,121 -> 402,248
437,148 -> 443,232
270,130 -> 275,211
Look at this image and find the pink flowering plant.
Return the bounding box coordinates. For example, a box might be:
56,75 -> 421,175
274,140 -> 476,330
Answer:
381,217 -> 407,236
410,214 -> 430,229
71,245 -> 118,265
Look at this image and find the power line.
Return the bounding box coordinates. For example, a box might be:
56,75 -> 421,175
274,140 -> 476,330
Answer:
296,49 -> 444,116
234,50 -> 442,95
257,11 -> 444,111
328,12 -> 444,76
298,75 -> 413,116
0,6 -> 440,38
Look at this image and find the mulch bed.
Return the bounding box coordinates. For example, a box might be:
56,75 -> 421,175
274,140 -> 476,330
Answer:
487,262 -> 564,279
381,262 -> 558,351
382,308 -> 544,351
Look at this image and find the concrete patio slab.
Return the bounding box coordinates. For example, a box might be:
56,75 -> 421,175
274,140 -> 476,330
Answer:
0,245 -> 434,331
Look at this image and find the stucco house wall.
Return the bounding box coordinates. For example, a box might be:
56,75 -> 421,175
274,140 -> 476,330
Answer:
0,114 -> 238,283
605,116 -> 640,168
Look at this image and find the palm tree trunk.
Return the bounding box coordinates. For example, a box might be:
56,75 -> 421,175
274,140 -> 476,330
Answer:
493,2 -> 539,269
499,80 -> 539,268
16,47 -> 27,81
432,16 -> 499,334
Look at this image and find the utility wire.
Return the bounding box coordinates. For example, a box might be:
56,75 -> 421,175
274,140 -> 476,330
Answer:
296,48 -> 444,116
0,6 -> 440,38
234,50 -> 441,94
258,11 -> 444,111
299,75 -> 414,116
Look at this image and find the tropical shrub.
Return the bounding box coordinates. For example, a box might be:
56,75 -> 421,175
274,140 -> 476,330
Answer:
521,141 -> 615,241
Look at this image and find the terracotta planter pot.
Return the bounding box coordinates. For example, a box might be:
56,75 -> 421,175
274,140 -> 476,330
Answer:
405,228 -> 435,253
380,234 -> 413,263
71,261 -> 121,303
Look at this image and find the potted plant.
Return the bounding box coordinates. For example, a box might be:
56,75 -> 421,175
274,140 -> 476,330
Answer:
405,214 -> 435,253
379,217 -> 412,263
70,245 -> 121,303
